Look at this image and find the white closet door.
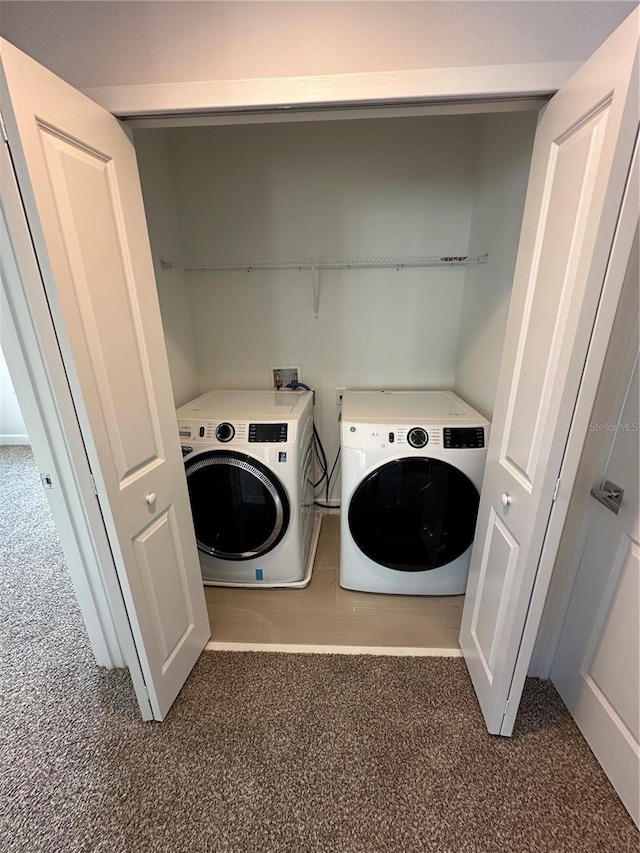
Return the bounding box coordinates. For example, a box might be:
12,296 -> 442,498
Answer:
460,11 -> 639,734
550,254 -> 639,826
550,221 -> 640,826
0,38 -> 210,721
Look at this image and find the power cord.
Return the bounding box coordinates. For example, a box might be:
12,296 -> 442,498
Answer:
312,419 -> 341,510
285,381 -> 341,509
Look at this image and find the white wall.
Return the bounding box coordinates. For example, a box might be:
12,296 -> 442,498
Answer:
0,1 -> 634,89
135,112 -> 537,495
152,115 -> 483,497
0,342 -> 28,444
134,130 -> 200,406
454,111 -> 537,419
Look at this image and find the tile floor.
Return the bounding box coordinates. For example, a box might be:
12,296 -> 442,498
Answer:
205,515 -> 464,649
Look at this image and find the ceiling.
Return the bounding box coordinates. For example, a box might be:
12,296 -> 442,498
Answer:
0,1 -> 637,89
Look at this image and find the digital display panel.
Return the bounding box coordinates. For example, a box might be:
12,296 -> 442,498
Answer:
443,427 -> 485,449
249,423 -> 288,443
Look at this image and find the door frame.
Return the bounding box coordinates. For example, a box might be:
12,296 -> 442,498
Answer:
81,62 -> 577,123
1,45 -> 635,710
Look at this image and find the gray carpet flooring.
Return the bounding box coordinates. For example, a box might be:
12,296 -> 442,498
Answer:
1,445 -> 638,853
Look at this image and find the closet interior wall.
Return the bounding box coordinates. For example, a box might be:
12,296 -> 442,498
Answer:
135,111 -> 537,499
454,111 -> 537,417
0,343 -> 27,444
135,130 -> 200,407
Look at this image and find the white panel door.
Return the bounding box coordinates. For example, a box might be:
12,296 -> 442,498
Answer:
550,252 -> 639,827
0,39 -> 210,720
460,11 -> 639,734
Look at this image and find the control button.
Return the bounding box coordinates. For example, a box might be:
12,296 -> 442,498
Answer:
388,432 -> 395,443
407,427 -> 428,449
199,426 -> 205,438
215,422 -> 235,443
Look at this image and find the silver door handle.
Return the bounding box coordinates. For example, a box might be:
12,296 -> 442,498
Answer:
590,480 -> 624,514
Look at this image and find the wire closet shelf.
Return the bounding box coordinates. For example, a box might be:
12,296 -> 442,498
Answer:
160,253 -> 488,316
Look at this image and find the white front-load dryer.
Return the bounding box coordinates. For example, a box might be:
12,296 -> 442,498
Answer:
340,390 -> 490,595
176,389 -> 320,587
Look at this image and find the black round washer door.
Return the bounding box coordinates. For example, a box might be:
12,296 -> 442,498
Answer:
348,457 -> 480,572
184,451 -> 290,560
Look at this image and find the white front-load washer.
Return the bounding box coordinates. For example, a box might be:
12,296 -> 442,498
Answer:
176,389 -> 320,587
340,390 -> 490,595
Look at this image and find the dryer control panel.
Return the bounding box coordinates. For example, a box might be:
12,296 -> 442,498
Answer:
177,419 -> 295,445
342,422 -> 488,450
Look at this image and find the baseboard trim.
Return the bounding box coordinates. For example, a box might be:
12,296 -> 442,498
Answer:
0,435 -> 30,445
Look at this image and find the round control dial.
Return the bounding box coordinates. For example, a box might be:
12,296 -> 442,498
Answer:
407,427 -> 429,449
215,422 -> 235,443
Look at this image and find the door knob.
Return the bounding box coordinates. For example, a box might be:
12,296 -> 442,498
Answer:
501,493 -> 512,507
145,492 -> 157,506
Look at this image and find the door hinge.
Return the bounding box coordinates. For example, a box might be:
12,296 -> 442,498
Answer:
552,477 -> 561,503
0,112 -> 8,144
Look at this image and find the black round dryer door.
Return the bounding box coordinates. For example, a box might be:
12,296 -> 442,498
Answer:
348,457 -> 480,572
184,451 -> 290,560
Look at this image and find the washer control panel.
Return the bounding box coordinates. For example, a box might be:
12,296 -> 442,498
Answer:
177,419 -> 293,445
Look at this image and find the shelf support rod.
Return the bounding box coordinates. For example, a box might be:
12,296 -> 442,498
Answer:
311,265 -> 320,317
